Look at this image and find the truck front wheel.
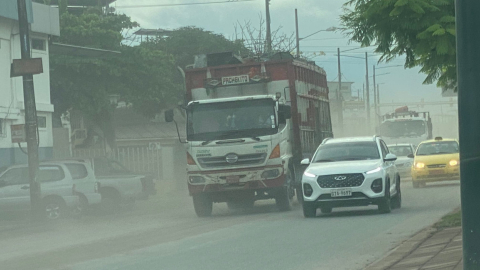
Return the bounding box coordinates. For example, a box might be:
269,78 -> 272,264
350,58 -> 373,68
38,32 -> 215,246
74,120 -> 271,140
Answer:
193,194 -> 213,217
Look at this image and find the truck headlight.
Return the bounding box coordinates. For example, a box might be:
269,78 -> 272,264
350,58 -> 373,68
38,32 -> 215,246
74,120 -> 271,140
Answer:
189,176 -> 205,184
261,169 -> 280,179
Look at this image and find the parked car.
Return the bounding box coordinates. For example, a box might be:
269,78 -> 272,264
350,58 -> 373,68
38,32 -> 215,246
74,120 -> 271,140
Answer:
387,143 -> 416,178
0,161 -> 101,219
411,137 -> 460,188
301,136 -> 401,217
63,157 -> 155,211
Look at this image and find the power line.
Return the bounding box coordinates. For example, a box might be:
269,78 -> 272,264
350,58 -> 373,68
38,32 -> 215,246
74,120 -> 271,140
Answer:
115,0 -> 255,9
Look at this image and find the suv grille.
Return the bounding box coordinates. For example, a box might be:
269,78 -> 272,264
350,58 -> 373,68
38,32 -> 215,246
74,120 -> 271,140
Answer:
198,153 -> 267,168
317,174 -> 365,188
427,164 -> 446,168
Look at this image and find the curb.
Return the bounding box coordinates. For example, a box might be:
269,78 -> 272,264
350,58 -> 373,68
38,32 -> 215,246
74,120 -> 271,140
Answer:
364,227 -> 437,270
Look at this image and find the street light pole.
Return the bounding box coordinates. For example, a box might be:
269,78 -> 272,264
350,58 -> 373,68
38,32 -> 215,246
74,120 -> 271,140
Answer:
337,47 -> 344,136
365,52 -> 371,131
265,0 -> 272,53
373,65 -> 377,128
16,0 -> 42,220
295,9 -> 300,58
456,0 -> 480,268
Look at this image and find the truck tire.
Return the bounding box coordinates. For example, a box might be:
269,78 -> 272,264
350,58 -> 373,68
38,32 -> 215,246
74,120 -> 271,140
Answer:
193,194 -> 213,217
303,202 -> 316,218
378,179 -> 392,214
275,186 -> 293,211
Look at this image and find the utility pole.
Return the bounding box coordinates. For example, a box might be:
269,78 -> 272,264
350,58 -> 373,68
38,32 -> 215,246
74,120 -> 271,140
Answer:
337,48 -> 344,136
456,0 -> 480,268
365,52 -> 370,131
16,0 -> 42,219
265,0 -> 272,53
373,65 -> 377,129
295,9 -> 300,58
377,84 -> 380,123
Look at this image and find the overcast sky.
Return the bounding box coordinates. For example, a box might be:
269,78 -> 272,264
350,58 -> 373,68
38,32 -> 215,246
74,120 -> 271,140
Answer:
113,0 -> 454,112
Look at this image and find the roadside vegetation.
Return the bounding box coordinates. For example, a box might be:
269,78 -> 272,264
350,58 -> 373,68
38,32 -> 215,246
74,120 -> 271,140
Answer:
435,209 -> 461,229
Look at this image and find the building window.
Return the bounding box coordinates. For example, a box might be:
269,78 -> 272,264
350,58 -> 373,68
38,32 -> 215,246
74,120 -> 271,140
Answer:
0,119 -> 3,134
31,39 -> 46,51
37,116 -> 47,128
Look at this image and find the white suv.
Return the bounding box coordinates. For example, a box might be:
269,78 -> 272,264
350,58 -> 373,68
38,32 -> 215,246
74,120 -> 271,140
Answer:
0,161 -> 101,219
301,136 -> 401,217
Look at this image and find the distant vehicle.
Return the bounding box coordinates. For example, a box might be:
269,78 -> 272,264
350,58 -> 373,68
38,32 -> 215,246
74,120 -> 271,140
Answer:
301,136 -> 401,217
166,52 -> 333,217
411,137 -> 460,188
64,157 -> 156,211
0,161 -> 101,220
388,143 -> 416,178
379,106 -> 432,146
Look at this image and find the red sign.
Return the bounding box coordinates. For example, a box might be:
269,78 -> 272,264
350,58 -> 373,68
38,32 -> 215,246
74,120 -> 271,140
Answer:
11,124 -> 26,143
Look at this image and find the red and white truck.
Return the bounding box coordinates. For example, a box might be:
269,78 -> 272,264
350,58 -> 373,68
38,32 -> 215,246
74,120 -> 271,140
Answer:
166,52 -> 333,216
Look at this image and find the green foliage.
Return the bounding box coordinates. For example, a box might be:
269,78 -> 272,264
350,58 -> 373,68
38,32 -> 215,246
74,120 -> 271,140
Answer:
435,210 -> 461,228
50,10 -> 180,147
341,0 -> 456,88
146,26 -> 249,69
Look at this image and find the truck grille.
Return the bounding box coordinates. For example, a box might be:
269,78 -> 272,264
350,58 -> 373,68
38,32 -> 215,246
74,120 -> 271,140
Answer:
317,174 -> 365,188
427,164 -> 446,168
198,153 -> 267,168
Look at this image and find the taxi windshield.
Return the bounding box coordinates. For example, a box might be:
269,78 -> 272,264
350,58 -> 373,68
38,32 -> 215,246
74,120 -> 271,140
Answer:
416,141 -> 459,155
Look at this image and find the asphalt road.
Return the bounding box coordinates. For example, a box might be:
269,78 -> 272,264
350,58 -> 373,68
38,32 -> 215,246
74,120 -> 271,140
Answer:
0,180 -> 460,270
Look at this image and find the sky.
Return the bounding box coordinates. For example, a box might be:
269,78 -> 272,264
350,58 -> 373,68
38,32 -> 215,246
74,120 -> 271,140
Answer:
112,0 -> 455,112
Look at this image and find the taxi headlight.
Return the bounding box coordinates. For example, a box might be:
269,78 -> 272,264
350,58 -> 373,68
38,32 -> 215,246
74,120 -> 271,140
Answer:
415,162 -> 425,169
449,160 -> 458,166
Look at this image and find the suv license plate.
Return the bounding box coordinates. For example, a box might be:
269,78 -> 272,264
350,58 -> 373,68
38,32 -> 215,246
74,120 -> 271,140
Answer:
331,188 -> 352,197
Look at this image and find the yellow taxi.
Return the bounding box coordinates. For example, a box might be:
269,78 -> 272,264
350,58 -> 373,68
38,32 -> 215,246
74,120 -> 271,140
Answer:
411,137 -> 459,188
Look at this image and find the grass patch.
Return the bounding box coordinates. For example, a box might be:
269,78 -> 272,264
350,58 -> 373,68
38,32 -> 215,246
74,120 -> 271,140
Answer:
435,210 -> 462,229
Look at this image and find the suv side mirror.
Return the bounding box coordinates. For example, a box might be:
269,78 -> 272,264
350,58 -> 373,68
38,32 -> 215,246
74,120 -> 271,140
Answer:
384,153 -> 397,162
407,153 -> 414,158
300,158 -> 310,165
164,109 -> 174,123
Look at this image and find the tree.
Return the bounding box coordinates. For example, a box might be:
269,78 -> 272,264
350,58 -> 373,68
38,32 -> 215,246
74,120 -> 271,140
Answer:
143,27 -> 249,69
341,0 -> 456,89
50,9 -> 181,148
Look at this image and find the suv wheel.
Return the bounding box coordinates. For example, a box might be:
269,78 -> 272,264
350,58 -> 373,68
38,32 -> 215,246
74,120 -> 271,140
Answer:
303,202 -> 316,218
43,198 -> 65,220
392,176 -> 402,209
378,179 -> 391,214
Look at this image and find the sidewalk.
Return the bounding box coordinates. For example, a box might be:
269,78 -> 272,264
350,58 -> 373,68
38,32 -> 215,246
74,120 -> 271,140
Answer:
366,227 -> 463,270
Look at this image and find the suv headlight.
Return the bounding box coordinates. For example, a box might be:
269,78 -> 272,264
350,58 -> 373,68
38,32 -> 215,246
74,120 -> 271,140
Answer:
366,167 -> 381,174
303,171 -> 316,178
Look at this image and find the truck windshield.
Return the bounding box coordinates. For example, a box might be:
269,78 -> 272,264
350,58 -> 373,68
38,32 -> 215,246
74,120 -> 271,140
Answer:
187,99 -> 277,141
380,120 -> 426,138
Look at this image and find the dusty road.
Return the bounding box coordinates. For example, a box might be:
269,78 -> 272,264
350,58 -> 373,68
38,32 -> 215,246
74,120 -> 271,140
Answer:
0,180 -> 460,270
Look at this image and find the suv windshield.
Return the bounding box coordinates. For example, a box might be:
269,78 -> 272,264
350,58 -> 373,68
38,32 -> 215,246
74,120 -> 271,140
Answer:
416,141 -> 459,156
187,99 -> 277,141
388,145 -> 413,157
312,142 -> 381,162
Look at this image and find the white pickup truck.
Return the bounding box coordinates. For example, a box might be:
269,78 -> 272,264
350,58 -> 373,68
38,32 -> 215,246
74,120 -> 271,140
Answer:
66,157 -> 156,211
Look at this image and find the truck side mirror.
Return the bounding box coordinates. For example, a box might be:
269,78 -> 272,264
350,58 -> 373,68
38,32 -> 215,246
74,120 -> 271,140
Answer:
165,109 -> 174,123
279,105 -> 292,120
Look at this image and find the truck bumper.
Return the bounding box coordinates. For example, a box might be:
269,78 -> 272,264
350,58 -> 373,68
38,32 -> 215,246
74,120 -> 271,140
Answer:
187,165 -> 286,196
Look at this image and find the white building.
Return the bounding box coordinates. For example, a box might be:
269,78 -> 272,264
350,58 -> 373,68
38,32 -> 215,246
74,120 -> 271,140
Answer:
0,1 -> 59,168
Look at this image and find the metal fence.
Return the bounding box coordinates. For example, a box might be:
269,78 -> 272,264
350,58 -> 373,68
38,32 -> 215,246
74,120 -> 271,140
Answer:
53,147 -> 163,181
